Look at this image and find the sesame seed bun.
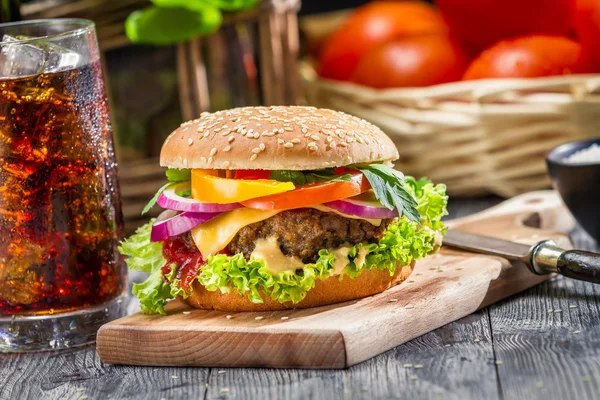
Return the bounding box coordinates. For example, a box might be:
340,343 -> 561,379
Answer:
180,261 -> 414,311
160,106 -> 399,170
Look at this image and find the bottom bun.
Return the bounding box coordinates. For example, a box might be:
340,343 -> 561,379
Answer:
180,261 -> 415,311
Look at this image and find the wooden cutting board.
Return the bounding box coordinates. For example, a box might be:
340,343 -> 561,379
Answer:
97,191 -> 575,368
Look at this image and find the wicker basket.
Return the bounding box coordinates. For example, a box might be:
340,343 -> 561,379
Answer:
301,64 -> 600,197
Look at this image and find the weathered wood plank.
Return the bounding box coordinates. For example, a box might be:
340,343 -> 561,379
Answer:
489,230 -> 600,400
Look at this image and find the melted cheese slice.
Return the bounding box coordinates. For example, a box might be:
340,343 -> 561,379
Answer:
190,208 -> 279,256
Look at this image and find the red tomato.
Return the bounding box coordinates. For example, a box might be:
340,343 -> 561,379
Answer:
351,35 -> 469,88
240,172 -> 370,210
463,35 -> 591,80
233,170 -> 270,180
318,1 -> 447,81
436,0 -> 575,52
574,0 -> 600,70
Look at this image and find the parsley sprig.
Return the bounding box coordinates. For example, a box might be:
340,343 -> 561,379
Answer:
351,164 -> 421,225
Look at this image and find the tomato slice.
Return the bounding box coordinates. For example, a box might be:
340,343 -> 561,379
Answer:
234,170 -> 271,180
241,172 -> 370,210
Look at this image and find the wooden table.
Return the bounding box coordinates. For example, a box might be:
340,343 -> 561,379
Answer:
2,196 -> 600,400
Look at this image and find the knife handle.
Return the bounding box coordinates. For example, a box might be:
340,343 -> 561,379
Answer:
557,250 -> 600,284
530,241 -> 600,284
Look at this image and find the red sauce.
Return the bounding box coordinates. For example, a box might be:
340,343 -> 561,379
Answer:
162,236 -> 205,291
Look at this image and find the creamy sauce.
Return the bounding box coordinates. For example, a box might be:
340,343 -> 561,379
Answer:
331,246 -> 351,275
250,237 -> 370,277
250,236 -> 305,274
310,204 -> 382,227
354,246 -> 370,271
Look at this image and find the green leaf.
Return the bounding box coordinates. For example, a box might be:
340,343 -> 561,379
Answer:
269,170 -> 307,186
141,182 -> 171,215
152,0 -> 259,12
270,169 -> 352,186
352,163 -> 422,224
126,6 -> 222,45
118,220 -> 173,314
166,168 -> 191,182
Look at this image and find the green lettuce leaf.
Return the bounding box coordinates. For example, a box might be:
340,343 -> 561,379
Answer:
118,220 -> 174,314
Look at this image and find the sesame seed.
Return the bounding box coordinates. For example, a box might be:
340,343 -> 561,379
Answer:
388,299 -> 398,303
259,143 -> 266,151
302,128 -> 308,133
404,363 -> 413,368
220,388 -> 230,394
444,344 -> 452,347
414,364 -> 424,369
277,138 -> 284,144
187,138 -> 193,145
247,129 -> 254,134
203,131 -> 210,137
338,142 -> 348,147
278,128 -> 285,134
223,161 -> 231,168
182,311 -> 191,315
284,127 -> 293,131
309,145 -> 318,151
411,376 -> 418,381
308,142 -> 316,147
323,161 -> 330,166
223,145 -> 231,152
210,147 -> 217,156
228,135 -> 235,143
253,132 -> 260,138
291,138 -> 301,144
573,330 -> 581,334
495,360 -> 503,365
250,154 -> 258,161
208,157 -> 213,164
284,142 -> 294,149
255,316 -> 264,320
281,316 -> 289,320
200,156 -> 207,163
474,338 -> 481,342
327,136 -> 333,142
214,127 -> 221,132
171,375 -> 178,379
310,135 -> 320,141
252,147 -> 262,154
226,315 -> 233,319
222,130 -> 230,136
569,305 -> 577,309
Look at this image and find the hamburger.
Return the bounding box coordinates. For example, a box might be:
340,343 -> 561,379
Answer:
120,106 -> 448,314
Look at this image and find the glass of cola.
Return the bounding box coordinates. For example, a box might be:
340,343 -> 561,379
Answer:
0,19 -> 127,351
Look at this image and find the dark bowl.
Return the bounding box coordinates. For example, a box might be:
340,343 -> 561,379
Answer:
546,137 -> 600,241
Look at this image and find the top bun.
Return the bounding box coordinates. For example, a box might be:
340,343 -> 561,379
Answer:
160,106 -> 398,170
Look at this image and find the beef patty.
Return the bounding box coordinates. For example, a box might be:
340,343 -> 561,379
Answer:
226,208 -> 392,263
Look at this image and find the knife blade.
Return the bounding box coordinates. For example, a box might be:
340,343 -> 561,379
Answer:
443,230 -> 600,284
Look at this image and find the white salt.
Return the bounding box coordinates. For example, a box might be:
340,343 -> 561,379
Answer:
563,143 -> 600,164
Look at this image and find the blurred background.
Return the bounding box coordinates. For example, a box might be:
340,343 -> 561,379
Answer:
3,0 -> 600,232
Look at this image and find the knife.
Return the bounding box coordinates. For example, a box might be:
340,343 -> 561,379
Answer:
443,230 -> 600,284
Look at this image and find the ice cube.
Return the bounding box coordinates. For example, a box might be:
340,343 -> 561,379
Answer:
43,41 -> 81,73
0,34 -> 46,78
0,34 -> 82,78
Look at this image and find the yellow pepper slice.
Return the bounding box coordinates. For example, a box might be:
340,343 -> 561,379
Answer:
191,169 -> 295,204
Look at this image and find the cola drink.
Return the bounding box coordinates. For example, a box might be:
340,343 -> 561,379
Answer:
0,60 -> 126,315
